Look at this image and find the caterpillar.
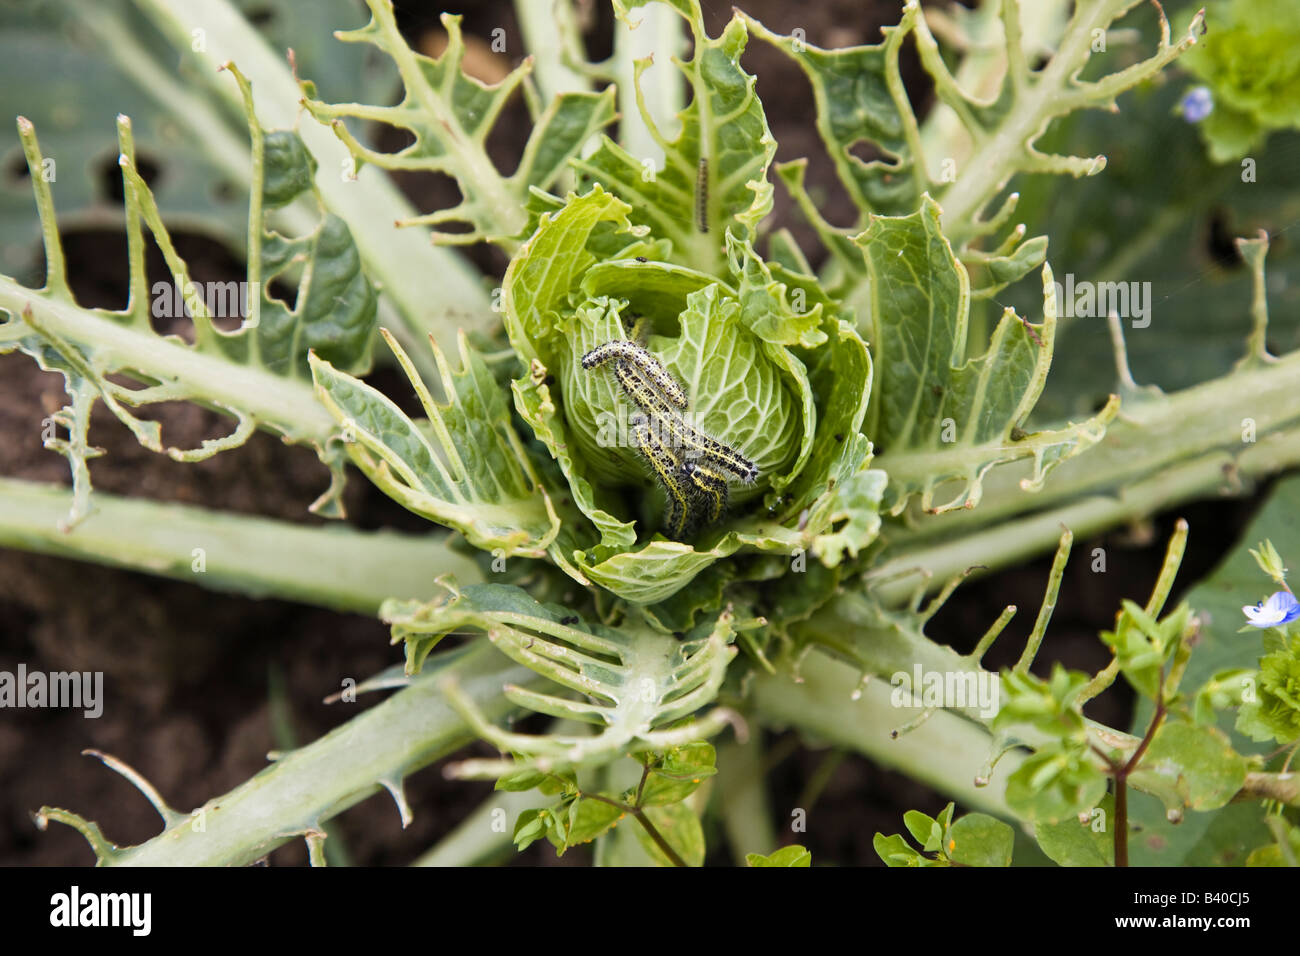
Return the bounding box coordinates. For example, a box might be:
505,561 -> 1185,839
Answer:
583,334 -> 757,537
630,413 -> 691,538
612,361 -> 758,483
581,339 -> 688,410
681,458 -> 728,524
626,315 -> 650,346
695,157 -> 708,234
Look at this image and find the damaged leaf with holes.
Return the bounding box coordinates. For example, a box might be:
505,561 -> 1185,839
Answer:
5,0 -> 1300,871
302,3 -> 616,246
0,67 -> 378,525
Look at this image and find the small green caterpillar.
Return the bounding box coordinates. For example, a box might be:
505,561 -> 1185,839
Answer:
696,157 -> 708,234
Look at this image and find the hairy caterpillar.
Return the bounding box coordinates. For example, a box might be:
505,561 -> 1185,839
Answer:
630,413 -> 691,538
626,315 -> 650,346
581,339 -> 688,410
681,458 -> 728,524
612,361 -> 758,483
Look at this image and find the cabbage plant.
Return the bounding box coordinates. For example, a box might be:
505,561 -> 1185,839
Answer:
2,0 -> 1299,867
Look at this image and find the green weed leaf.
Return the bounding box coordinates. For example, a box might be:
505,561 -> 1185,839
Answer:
634,800 -> 705,867
1033,793 -> 1115,867
636,741 -> 717,807
1004,745 -> 1109,825
746,845 -> 811,867
1130,720 -> 1252,812
946,812 -> 1014,867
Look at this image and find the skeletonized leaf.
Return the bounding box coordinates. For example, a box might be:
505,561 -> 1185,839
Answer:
0,70 -> 379,525
303,3 -> 615,245
744,4 -> 922,220
396,582 -> 738,778
858,197 -> 1115,514
310,330 -> 560,557
576,0 -> 776,276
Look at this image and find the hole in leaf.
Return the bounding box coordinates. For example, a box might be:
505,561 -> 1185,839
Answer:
243,5 -> 274,28
846,139 -> 887,165
264,277 -> 298,312
582,0 -> 615,63
483,89 -> 529,180
383,125 -> 417,154
126,400 -> 248,451
104,371 -> 154,392
1206,208 -> 1243,270
430,218 -> 476,237
131,230 -> 246,337
4,148 -> 30,184
100,151 -> 161,205
740,40 -> 860,245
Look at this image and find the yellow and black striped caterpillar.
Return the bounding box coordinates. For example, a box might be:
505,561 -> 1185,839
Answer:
611,360 -> 758,483
630,413 -> 691,538
581,339 -> 688,410
681,458 -> 728,524
583,334 -> 757,537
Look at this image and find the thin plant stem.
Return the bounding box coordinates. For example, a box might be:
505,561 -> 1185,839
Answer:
1109,669 -> 1169,868
580,789 -> 689,868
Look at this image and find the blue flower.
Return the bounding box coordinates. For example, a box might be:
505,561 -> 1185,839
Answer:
1242,591 -> 1300,628
1178,86 -> 1213,123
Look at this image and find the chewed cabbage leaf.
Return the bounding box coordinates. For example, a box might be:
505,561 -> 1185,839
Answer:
859,197 -> 1116,515
575,0 -> 776,277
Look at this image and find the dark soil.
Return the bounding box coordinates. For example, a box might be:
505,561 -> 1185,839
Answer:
0,0 -> 1272,867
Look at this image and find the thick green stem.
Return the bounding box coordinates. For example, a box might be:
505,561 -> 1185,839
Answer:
881,350 -> 1300,548
714,735 -> 779,863
0,280 -> 335,442
750,650 -> 1024,818
613,2 -> 685,167
52,642 -> 534,866
129,0 -> 492,360
772,582 -> 1300,819
869,435 -> 1300,605
411,787 -> 541,866
0,477 -> 482,614
515,0 -> 588,102
872,344 -> 1300,600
